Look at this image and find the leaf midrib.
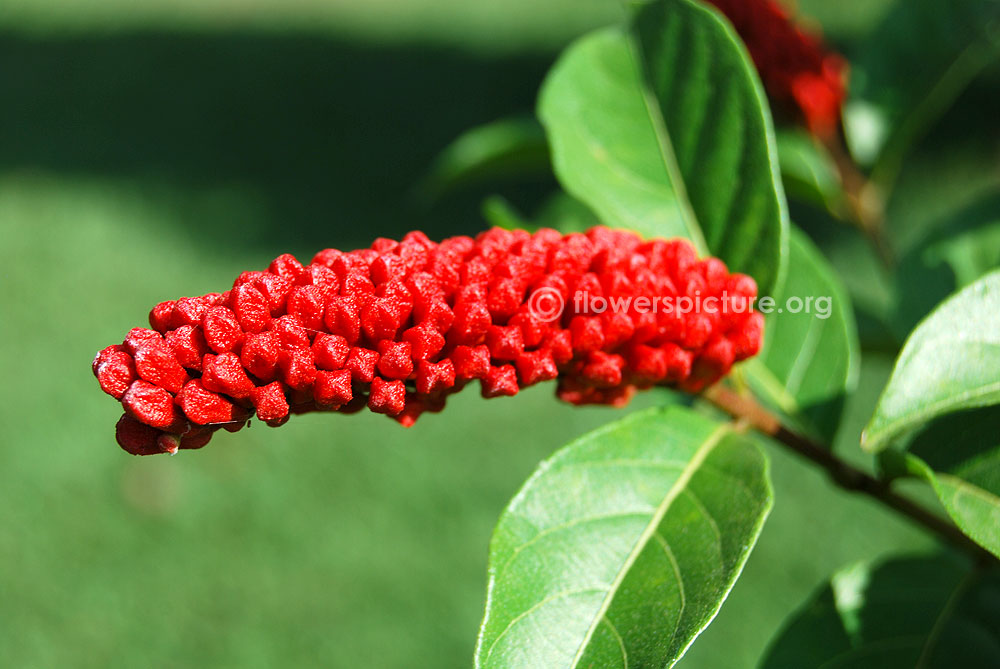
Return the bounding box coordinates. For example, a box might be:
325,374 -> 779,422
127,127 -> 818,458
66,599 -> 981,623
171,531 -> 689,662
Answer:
568,422 -> 731,667
624,26 -> 708,255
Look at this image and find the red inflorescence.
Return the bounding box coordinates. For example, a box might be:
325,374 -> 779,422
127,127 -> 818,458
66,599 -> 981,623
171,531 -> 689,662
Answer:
706,0 -> 847,139
93,227 -> 764,455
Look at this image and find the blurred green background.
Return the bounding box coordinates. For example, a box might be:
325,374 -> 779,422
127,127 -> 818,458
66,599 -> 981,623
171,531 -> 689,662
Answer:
2,0 -> 994,666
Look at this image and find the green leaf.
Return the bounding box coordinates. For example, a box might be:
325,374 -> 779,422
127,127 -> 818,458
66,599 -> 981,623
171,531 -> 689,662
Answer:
775,129 -> 846,216
419,116 -> 550,201
863,270 -> 1000,452
898,404 -> 1000,558
742,227 -> 859,442
537,0 -> 788,296
761,555 -> 1000,667
474,406 -> 772,668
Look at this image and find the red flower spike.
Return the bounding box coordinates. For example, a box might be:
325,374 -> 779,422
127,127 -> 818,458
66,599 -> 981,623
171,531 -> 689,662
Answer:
287,285 -> 326,332
544,330 -> 574,366
202,352 -> 255,399
116,415 -> 170,456
122,380 -> 183,430
485,325 -> 525,361
415,359 -> 456,395
123,328 -> 162,356
324,296 -> 363,344
278,348 -> 318,391
149,301 -> 176,333
178,379 -> 243,425
174,295 -> 218,328
369,377 -> 406,416
581,351 -> 625,389
704,0 -> 847,138
402,323 -> 446,361
180,430 -> 214,451
312,333 -> 351,371
346,347 -> 379,383
241,331 -> 281,380
251,382 -> 289,422
269,253 -> 305,282
166,325 -> 209,371
202,306 -> 243,353
271,315 -> 311,349
482,365 -> 519,398
515,349 -> 559,386
376,340 -> 414,380
94,348 -> 138,399
231,283 -> 270,334
133,340 -> 189,394
93,226 -> 763,454
314,369 -> 353,407
252,273 -> 293,314
570,316 -> 605,353
452,345 -> 491,380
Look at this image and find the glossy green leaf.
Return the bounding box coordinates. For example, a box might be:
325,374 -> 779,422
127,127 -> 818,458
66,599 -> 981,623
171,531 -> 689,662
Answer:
762,555 -> 1000,667
537,0 -> 788,296
864,270 -> 1000,452
742,227 -> 859,442
898,404 -> 1000,557
419,116 -> 549,201
474,406 -> 772,668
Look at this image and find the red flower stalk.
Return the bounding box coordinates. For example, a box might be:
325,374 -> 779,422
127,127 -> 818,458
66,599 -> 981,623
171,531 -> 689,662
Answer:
93,227 -> 763,455
706,0 -> 848,139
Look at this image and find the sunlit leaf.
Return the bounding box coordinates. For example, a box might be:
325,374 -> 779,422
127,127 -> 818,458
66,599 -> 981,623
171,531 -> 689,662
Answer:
420,117 -> 549,201
474,406 -> 772,668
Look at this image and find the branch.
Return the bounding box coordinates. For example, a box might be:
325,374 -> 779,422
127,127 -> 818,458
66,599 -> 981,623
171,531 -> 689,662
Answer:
705,385 -> 996,566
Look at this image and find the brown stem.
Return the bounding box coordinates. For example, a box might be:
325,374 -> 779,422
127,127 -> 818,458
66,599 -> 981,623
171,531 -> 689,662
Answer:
824,132 -> 895,267
705,385 -> 996,566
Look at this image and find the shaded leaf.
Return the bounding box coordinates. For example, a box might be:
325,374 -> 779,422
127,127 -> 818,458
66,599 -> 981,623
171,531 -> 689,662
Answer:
762,555 -> 1000,667
775,129 -> 846,215
537,0 -> 788,296
533,191 -> 602,234
482,195 -> 531,231
864,270 -> 1000,452
898,404 -> 1000,557
419,116 -> 549,201
474,406 -> 772,668
742,227 -> 859,442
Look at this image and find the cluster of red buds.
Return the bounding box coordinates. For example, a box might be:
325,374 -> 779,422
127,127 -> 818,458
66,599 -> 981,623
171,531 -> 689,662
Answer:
93,227 -> 763,455
706,0 -> 848,139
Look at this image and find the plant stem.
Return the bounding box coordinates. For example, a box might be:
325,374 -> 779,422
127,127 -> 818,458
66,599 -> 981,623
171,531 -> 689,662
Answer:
824,133 -> 894,267
704,385 -> 996,565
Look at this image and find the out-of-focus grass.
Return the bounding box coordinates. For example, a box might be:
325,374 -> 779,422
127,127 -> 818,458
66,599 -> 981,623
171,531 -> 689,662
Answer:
0,0 -> 964,666
0,0 -> 620,53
